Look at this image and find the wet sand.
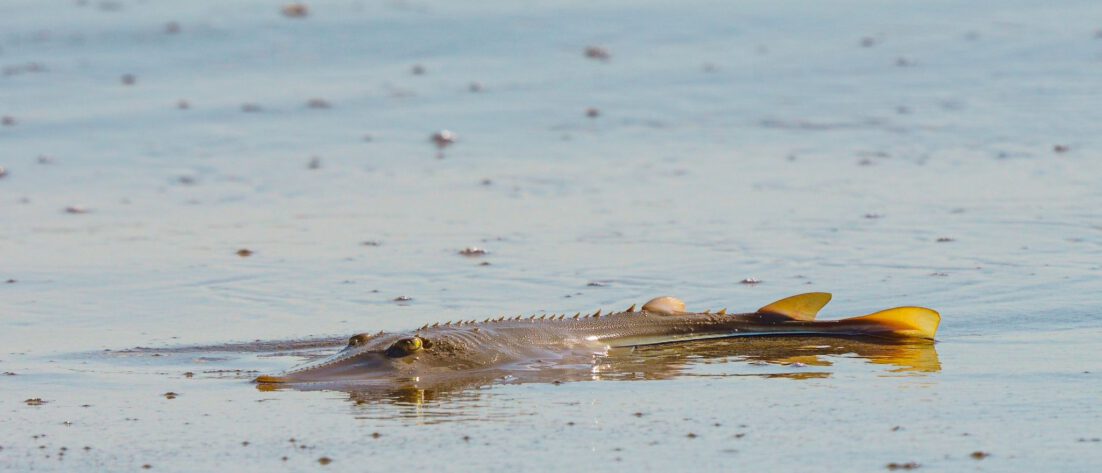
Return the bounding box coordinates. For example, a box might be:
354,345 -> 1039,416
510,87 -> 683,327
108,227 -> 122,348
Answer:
2,0 -> 1101,471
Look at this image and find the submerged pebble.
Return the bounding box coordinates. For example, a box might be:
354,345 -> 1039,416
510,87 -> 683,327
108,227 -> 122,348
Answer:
306,98 -> 331,109
431,130 -> 457,149
282,4 -> 308,18
584,46 -> 611,61
458,247 -> 487,256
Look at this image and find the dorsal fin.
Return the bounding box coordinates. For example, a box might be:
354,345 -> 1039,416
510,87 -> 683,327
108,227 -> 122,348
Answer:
757,292 -> 832,321
626,304 -> 636,312
641,296 -> 686,315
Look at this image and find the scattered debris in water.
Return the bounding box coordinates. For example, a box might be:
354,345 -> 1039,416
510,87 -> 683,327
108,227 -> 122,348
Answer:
885,462 -> 920,470
308,156 -> 322,169
411,64 -> 426,75
393,296 -> 412,302
162,392 -> 178,399
1053,144 -> 1070,153
240,103 -> 262,113
1,116 -> 16,126
236,249 -> 253,257
936,237 -> 955,242
361,240 -> 382,247
318,457 -> 332,465
282,3 -> 308,18
468,82 -> 484,92
458,247 -> 487,256
25,398 -> 47,406
164,21 -> 180,34
2,63 -> 46,77
740,278 -> 762,285
64,205 -> 91,214
584,46 -> 611,61
686,432 -> 698,438
586,281 -> 608,287
586,107 -> 600,118
431,130 -> 457,149
0,166 -> 7,178
860,36 -> 878,47
864,213 -> 884,219
121,74 -> 136,85
306,98 -> 331,109
970,451 -> 990,460
176,100 -> 190,110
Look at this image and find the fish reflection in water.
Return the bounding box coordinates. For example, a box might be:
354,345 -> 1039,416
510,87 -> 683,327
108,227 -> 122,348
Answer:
257,336 -> 939,414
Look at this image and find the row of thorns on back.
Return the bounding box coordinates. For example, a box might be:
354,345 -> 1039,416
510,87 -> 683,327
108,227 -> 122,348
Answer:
413,304 -> 729,331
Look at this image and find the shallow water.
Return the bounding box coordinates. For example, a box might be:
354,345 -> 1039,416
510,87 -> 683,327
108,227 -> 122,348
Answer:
2,0 -> 1101,471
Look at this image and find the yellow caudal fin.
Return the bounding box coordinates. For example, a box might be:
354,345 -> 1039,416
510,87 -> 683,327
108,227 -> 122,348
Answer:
843,306 -> 941,339
757,292 -> 832,321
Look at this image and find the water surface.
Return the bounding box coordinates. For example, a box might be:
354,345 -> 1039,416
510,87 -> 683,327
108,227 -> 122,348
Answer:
2,0 -> 1101,471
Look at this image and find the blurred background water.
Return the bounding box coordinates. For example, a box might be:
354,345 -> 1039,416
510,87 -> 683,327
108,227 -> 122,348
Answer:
2,1 -> 1100,471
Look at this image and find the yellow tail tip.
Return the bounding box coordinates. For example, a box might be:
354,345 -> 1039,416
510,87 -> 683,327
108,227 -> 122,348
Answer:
849,306 -> 941,339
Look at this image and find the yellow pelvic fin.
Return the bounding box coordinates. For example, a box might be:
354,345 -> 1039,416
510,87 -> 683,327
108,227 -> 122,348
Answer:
844,306 -> 941,339
757,292 -> 832,321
